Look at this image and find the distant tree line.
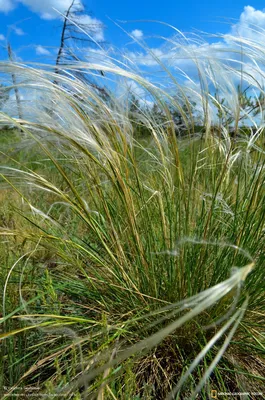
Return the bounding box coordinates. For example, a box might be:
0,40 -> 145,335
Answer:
128,84 -> 265,138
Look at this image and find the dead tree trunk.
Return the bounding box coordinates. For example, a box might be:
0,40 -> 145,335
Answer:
53,0 -> 106,93
8,42 -> 23,121
53,0 -> 75,85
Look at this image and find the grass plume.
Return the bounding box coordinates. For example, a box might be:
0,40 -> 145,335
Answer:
1,29 -> 265,399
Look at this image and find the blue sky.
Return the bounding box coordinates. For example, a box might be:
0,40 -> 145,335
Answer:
2,1 -> 265,121
1,0 -> 265,63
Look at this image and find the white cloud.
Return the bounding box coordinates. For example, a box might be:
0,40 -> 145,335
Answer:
119,79 -> 153,108
0,0 -> 15,13
0,0 -> 104,41
13,27 -> 25,35
0,0 -> 84,19
18,0 -> 83,19
75,14 -> 104,41
229,6 -> 265,40
126,7 -> 265,76
85,47 -> 114,67
36,45 -> 51,55
127,49 -> 165,67
131,29 -> 143,39
0,34 -> 5,40
127,80 -> 145,96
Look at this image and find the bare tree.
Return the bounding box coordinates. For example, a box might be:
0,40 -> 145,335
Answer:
7,42 -> 23,120
0,84 -> 9,110
54,0 -> 106,94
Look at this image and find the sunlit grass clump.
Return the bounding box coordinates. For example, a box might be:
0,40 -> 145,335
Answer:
1,30 -> 265,399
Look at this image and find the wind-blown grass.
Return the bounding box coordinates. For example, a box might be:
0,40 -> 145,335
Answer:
1,30 -> 265,399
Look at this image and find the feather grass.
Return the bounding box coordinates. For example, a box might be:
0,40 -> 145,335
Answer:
1,28 -> 265,398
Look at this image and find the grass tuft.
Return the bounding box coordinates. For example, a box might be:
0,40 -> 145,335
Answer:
1,29 -> 265,399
